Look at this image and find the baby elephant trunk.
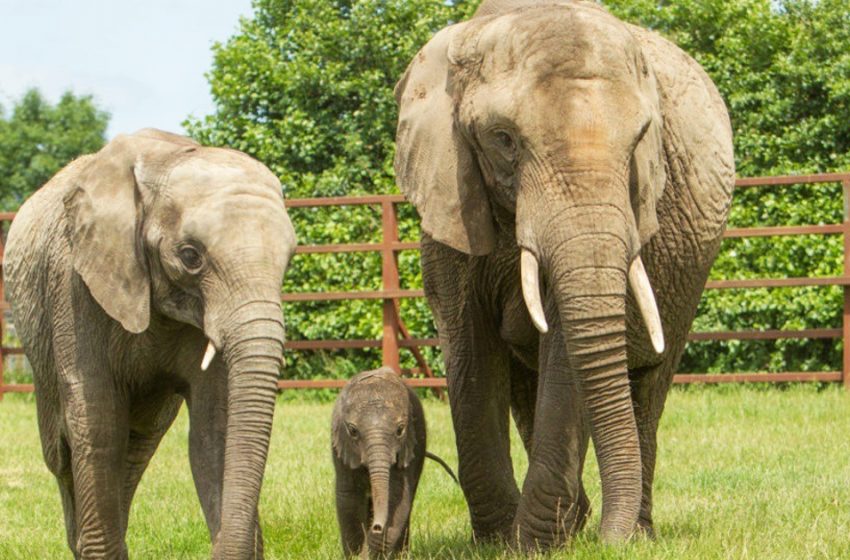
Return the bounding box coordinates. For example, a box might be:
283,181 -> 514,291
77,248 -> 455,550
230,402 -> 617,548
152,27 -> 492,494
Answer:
367,442 -> 393,538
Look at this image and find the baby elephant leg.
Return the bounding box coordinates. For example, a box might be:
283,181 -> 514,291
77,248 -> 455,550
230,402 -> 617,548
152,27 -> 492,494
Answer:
335,463 -> 370,557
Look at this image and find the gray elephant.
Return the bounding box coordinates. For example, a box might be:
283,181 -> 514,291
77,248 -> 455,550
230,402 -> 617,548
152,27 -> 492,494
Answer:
5,129 -> 296,559
331,368 -> 428,558
393,0 -> 734,549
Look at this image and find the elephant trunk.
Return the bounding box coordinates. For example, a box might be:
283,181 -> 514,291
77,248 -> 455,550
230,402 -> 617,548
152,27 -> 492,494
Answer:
365,439 -> 394,548
530,198 -> 643,542
214,299 -> 285,558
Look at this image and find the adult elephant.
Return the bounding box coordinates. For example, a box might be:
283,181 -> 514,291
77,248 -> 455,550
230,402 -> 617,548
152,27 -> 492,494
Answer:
394,0 -> 734,549
5,129 -> 296,559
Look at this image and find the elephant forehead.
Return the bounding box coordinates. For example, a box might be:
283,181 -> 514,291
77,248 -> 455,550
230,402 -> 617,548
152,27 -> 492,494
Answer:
481,6 -> 635,82
345,383 -> 407,413
168,156 -> 282,201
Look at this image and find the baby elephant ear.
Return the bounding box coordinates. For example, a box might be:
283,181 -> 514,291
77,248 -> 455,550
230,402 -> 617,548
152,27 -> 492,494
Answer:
397,388 -> 423,469
63,130 -> 197,333
394,22 -> 496,256
332,397 -> 363,469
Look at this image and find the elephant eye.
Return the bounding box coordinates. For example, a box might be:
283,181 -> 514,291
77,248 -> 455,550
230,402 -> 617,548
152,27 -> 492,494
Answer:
395,425 -> 405,437
346,423 -> 359,438
178,246 -> 203,271
494,130 -> 516,154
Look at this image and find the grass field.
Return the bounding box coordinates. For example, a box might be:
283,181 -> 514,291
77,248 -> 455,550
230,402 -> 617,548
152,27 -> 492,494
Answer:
1,385 -> 849,559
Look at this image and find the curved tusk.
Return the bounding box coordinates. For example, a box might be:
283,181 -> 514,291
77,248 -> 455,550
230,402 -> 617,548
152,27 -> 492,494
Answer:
201,340 -> 217,371
520,248 -> 549,334
628,256 -> 665,354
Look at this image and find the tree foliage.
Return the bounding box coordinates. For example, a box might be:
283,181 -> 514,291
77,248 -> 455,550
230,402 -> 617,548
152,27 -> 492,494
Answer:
189,0 -> 850,379
185,0 -> 476,198
0,89 -> 109,211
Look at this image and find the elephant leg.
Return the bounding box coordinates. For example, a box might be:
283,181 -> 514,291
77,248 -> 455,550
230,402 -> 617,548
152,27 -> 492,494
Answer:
120,391 -> 183,538
33,384 -> 79,557
629,352 -> 681,538
63,386 -> 130,559
444,308 -> 518,542
186,369 -> 264,558
513,309 -> 591,550
57,470 -> 80,559
335,465 -> 368,557
509,355 -> 538,456
421,237 -> 518,541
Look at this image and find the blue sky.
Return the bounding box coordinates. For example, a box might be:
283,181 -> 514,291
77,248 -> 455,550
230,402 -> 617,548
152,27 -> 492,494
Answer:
0,0 -> 254,137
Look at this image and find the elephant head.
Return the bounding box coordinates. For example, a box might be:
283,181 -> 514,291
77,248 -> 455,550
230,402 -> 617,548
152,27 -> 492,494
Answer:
332,368 -> 419,543
64,128 -> 296,555
394,2 -> 666,540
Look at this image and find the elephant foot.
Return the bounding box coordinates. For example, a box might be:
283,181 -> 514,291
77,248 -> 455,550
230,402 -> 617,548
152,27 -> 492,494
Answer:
599,520 -> 638,545
470,512 -> 516,545
636,515 -> 656,540
512,492 -> 592,552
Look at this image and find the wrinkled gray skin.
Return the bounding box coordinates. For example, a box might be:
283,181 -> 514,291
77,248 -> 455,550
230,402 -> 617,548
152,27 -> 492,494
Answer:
5,129 -> 296,559
394,0 -> 734,550
332,368 -> 426,558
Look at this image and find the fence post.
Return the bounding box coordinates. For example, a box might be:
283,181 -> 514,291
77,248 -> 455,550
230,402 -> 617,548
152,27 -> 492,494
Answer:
841,177 -> 850,390
381,201 -> 401,373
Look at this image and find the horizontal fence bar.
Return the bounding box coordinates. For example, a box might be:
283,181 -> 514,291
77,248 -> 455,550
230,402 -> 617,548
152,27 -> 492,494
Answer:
734,173 -> 850,188
706,277 -> 850,289
723,224 -> 845,238
688,328 -> 842,341
0,384 -> 34,393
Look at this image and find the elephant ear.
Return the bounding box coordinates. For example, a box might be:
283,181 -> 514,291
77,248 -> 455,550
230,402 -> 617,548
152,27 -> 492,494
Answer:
332,393 -> 363,469
397,386 -> 422,469
394,22 -> 496,256
630,50 -> 667,248
63,130 -> 199,333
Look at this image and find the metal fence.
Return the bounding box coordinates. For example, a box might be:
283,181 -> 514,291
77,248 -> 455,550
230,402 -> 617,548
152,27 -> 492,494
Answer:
1,173 -> 849,398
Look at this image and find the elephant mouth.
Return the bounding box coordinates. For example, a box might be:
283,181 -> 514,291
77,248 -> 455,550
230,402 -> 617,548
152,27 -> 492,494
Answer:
519,247 -> 665,353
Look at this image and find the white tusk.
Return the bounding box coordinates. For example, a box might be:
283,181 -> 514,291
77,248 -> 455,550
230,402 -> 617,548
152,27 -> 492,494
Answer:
520,249 -> 549,334
628,256 -> 665,354
201,341 -> 217,371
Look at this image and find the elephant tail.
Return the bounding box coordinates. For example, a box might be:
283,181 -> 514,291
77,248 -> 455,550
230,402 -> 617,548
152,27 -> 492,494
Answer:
425,451 -> 458,485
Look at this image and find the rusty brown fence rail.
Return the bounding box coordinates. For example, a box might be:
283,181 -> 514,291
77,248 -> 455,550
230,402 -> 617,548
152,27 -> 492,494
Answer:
1,173 -> 849,397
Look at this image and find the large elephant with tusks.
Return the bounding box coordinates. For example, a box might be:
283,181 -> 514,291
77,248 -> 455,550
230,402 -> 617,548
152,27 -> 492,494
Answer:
393,0 -> 734,550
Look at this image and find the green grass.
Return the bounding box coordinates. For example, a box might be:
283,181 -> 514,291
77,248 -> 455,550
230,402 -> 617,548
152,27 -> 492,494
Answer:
1,385 -> 849,559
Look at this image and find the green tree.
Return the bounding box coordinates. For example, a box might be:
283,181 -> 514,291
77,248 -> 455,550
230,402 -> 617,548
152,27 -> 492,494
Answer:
0,89 -> 109,210
185,0 -> 476,198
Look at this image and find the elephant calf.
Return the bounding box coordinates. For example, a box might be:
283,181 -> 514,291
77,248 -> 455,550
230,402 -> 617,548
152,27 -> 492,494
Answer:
332,367 -> 454,558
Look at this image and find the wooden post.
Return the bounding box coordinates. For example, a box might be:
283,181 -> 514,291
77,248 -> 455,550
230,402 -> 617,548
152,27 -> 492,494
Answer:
381,201 -> 401,373
843,179 -> 850,390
